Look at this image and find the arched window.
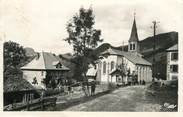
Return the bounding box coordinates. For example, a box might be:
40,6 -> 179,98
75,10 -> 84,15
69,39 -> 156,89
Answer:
133,44 -> 135,50
130,43 -> 136,50
111,61 -> 115,70
130,44 -> 132,50
103,61 -> 106,74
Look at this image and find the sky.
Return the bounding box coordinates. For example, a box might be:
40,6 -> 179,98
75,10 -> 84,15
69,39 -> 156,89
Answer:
1,0 -> 183,54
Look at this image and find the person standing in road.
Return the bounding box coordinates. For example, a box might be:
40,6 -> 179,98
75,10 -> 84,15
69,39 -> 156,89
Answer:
91,81 -> 96,96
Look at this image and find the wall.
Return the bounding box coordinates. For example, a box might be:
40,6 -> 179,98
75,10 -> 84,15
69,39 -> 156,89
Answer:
120,56 -> 136,74
97,54 -> 152,83
136,65 -> 152,82
167,51 -> 178,80
22,70 -> 46,89
99,55 -> 117,83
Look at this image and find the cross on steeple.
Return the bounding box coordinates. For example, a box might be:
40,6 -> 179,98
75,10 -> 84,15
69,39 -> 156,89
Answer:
129,11 -> 139,42
134,10 -> 136,19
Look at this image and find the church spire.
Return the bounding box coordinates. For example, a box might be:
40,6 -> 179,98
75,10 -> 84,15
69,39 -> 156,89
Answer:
129,12 -> 139,42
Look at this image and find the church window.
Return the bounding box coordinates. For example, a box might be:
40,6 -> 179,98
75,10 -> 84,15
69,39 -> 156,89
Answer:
130,43 -> 136,50
133,44 -> 135,50
130,44 -> 132,50
111,61 -> 115,70
103,61 -> 106,74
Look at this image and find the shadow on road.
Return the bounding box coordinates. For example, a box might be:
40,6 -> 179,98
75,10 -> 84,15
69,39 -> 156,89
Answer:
53,90 -> 112,111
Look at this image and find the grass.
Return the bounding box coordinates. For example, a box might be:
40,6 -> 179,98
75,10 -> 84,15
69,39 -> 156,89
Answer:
145,82 -> 178,111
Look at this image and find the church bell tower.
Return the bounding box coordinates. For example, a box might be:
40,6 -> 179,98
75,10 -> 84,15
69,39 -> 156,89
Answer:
128,12 -> 139,53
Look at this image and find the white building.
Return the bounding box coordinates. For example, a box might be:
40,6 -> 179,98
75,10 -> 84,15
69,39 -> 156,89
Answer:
93,16 -> 152,84
166,44 -> 178,80
21,52 -> 69,89
96,48 -> 152,84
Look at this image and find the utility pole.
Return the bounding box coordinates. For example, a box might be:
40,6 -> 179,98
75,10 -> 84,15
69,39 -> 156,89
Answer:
151,21 -> 159,81
121,41 -> 126,84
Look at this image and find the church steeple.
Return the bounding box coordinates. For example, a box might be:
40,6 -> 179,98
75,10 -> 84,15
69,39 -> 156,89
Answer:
128,12 -> 139,52
129,13 -> 139,42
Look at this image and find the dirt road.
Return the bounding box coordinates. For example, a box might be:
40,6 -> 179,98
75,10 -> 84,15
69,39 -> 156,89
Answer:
62,86 -> 162,111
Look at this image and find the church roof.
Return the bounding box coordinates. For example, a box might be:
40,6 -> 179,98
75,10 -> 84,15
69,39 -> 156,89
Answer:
101,48 -> 151,66
21,52 -> 69,71
129,18 -> 139,42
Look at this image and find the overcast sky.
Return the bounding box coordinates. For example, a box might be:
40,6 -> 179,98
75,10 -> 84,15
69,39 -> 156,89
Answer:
1,0 -> 183,54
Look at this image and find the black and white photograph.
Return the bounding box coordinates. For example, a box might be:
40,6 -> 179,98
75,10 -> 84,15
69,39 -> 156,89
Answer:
1,0 -> 182,112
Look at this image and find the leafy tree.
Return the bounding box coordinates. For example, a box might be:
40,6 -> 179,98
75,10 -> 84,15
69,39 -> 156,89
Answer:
64,7 -> 103,96
3,41 -> 28,81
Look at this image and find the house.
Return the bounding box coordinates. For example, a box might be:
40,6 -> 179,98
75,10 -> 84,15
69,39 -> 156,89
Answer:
166,44 -> 178,80
3,77 -> 39,106
21,52 -> 69,89
95,15 -> 152,84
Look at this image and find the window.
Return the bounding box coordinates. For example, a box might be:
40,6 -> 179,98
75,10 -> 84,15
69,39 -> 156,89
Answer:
103,61 -> 106,74
171,52 -> 178,60
32,77 -> 38,85
170,65 -> 178,73
172,75 -> 178,80
56,63 -> 62,68
133,44 -> 135,50
41,71 -> 44,76
129,43 -> 135,50
130,44 -> 132,50
111,61 -> 115,70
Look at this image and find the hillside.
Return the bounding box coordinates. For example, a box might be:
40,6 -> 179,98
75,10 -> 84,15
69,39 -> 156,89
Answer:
96,31 -> 178,60
24,47 -> 37,57
140,31 -> 178,59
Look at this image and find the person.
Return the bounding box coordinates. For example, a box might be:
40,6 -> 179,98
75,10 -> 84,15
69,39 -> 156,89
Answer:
68,86 -> 73,98
41,89 -> 45,98
68,86 -> 72,93
142,80 -> 146,85
91,81 -> 96,96
139,80 -> 142,85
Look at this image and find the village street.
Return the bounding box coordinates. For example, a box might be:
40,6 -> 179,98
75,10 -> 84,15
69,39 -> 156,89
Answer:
55,85 -> 162,111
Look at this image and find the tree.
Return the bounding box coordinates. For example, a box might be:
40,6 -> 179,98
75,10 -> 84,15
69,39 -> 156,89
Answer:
3,41 -> 28,81
64,7 -> 103,96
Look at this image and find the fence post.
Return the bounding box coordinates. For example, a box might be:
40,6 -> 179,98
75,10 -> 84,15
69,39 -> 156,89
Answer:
53,98 -> 56,107
27,101 -> 30,111
41,98 -> 44,111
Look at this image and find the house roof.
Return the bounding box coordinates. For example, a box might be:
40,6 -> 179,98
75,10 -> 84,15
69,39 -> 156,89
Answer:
167,44 -> 178,51
21,52 -> 69,70
4,78 -> 35,93
101,48 -> 152,66
59,53 -> 73,60
86,67 -> 97,77
129,18 -> 139,42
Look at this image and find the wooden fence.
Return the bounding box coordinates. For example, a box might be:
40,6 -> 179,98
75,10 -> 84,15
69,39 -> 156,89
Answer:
4,97 -> 57,111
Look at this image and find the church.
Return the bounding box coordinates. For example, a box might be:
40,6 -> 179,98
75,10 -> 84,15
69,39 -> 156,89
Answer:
88,15 -> 152,84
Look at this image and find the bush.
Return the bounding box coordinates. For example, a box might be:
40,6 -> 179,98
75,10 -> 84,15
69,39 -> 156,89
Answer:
108,82 -> 117,91
44,88 -> 64,97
